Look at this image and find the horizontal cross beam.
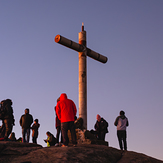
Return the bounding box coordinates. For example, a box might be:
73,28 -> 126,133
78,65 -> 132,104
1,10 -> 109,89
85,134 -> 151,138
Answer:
55,35 -> 108,64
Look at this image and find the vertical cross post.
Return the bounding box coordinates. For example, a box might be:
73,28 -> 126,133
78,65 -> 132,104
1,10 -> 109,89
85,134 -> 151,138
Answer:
78,23 -> 87,129
54,23 -> 108,130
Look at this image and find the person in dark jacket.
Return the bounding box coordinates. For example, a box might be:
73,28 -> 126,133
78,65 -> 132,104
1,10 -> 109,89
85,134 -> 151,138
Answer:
1,99 -> 15,140
94,114 -> 108,141
0,100 -> 6,138
19,108 -> 33,143
55,106 -> 63,146
54,97 -> 63,147
31,119 -> 40,144
56,93 -> 77,147
44,131 -> 57,147
114,110 -> 129,151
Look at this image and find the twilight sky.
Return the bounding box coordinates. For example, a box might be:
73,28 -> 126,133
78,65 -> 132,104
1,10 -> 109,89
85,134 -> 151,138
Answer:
0,0 -> 163,161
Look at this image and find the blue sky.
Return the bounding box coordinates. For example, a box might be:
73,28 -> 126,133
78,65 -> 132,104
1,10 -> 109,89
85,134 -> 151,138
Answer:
0,0 -> 163,161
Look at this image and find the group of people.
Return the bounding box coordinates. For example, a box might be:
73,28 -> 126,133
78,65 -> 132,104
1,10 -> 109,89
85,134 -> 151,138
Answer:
19,108 -> 40,144
0,95 -> 129,151
94,111 -> 129,151
53,93 -> 129,151
0,99 -> 40,144
43,93 -> 77,147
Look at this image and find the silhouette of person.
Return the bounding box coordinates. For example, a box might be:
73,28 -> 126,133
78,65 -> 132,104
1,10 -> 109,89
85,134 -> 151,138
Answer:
31,119 -> 40,144
56,93 -> 77,147
20,108 -> 33,143
55,98 -> 63,146
114,110 -> 129,150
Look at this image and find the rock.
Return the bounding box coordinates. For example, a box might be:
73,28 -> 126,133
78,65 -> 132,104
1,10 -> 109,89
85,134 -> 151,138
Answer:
0,141 -> 42,163
117,151 -> 163,163
0,141 -> 162,163
68,128 -> 108,146
74,117 -> 108,146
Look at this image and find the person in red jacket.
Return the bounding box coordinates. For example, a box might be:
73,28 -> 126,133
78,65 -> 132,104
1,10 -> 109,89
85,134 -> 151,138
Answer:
56,93 -> 77,147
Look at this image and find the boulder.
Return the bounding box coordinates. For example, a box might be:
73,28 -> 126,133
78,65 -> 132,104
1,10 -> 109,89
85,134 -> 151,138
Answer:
73,117 -> 109,146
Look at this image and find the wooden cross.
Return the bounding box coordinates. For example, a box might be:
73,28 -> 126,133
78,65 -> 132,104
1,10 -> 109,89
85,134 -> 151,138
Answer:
55,23 -> 108,129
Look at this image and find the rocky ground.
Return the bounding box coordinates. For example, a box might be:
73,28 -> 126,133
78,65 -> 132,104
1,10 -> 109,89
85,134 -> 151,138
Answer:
0,141 -> 162,163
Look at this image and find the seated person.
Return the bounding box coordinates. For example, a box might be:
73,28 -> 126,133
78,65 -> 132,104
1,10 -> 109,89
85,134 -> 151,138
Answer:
44,131 -> 57,147
9,132 -> 17,141
94,114 -> 108,141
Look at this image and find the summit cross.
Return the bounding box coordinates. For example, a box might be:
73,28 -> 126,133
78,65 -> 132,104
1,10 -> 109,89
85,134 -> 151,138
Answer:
54,23 -> 108,129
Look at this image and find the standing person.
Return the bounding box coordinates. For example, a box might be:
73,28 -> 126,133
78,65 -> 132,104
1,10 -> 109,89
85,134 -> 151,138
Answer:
55,106 -> 63,146
56,93 -> 77,147
19,108 -> 33,143
2,99 -> 15,141
94,114 -> 108,141
114,110 -> 129,151
0,100 -> 6,138
31,119 -> 40,144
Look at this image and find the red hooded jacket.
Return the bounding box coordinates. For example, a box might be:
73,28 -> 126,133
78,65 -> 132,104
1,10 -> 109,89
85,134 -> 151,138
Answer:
56,93 -> 77,123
